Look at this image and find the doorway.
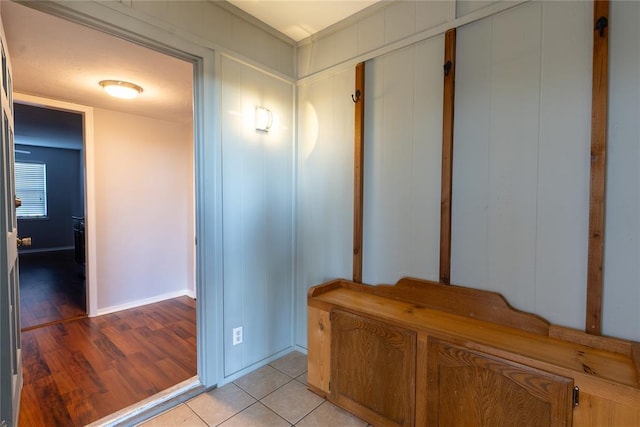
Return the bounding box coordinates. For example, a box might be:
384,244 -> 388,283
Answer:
4,0 -> 196,317
14,103 -> 87,330
4,1 -> 203,423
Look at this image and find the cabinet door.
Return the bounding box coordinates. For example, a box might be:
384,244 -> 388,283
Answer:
331,310 -> 416,427
426,338 -> 573,427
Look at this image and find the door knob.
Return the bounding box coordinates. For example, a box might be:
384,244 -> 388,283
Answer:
15,197 -> 21,208
17,237 -> 31,248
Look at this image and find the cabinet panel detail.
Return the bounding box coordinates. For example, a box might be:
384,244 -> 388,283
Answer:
331,309 -> 416,427
426,338 -> 573,427
308,278 -> 640,427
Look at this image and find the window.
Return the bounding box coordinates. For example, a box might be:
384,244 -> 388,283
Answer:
15,162 -> 47,218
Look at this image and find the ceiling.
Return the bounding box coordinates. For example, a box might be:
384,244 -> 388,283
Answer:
1,1 -> 193,124
0,1 -> 377,125
227,0 -> 380,42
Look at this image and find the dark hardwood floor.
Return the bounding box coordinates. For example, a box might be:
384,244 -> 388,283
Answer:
19,296 -> 197,427
19,250 -> 86,330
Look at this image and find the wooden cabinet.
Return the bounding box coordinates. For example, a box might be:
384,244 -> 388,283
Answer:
307,278 -> 640,427
331,310 -> 416,427
426,338 -> 573,427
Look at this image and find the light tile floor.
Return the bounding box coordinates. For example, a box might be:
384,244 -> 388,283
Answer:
139,351 -> 369,426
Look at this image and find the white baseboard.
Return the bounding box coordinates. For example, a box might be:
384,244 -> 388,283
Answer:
94,289 -> 193,316
185,288 -> 196,299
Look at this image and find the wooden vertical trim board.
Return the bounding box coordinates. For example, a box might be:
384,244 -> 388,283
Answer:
353,62 -> 365,283
586,0 -> 609,335
439,29 -> 456,285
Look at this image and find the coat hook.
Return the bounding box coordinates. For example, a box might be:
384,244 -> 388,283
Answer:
444,60 -> 453,77
352,89 -> 361,103
595,16 -> 608,38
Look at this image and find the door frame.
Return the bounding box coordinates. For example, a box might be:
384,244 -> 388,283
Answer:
14,94 -> 97,316
15,1 -> 224,392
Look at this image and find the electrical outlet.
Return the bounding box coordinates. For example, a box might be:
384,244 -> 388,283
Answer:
232,326 -> 243,345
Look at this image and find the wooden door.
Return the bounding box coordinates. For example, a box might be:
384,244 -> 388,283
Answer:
331,309 -> 416,427
426,338 -> 573,427
0,10 -> 21,427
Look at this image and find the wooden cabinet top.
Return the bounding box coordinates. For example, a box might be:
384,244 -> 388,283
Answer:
308,277 -> 640,398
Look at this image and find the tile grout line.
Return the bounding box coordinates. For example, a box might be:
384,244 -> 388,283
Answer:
183,403 -> 210,426
259,400 -> 296,426
256,376 -> 297,401
290,398 -> 326,426
260,395 -> 325,425
231,401 -> 295,427
267,361 -> 308,379
184,392 -> 257,427
233,374 -> 295,401
256,371 -> 326,426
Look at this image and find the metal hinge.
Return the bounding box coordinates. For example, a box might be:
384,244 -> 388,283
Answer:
573,386 -> 580,407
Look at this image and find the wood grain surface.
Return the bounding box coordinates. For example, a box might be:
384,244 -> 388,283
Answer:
353,62 -> 365,283
586,0 -> 610,335
18,296 -> 196,427
440,28 -> 456,285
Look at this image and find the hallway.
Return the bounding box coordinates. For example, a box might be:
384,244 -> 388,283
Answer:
19,250 -> 86,330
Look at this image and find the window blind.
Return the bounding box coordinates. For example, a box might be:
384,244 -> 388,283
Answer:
15,162 -> 47,218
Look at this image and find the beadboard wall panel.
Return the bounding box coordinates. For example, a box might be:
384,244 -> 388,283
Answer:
535,1 -> 591,332
221,56 -> 294,376
298,1 -> 451,77
362,36 -> 444,286
295,67 -> 354,349
603,1 -> 640,341
451,1 -> 592,330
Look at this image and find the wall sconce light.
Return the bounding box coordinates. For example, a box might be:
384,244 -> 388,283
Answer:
99,80 -> 143,99
255,106 -> 273,132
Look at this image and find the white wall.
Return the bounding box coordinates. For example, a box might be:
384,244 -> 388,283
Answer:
93,108 -> 195,311
295,66 -> 354,349
220,56 -> 295,377
451,1 -> 592,330
294,0 -> 640,344
603,1 -> 640,341
363,36 -> 444,285
294,27 -> 445,352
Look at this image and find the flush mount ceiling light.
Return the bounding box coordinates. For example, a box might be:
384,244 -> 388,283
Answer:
99,80 -> 143,99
